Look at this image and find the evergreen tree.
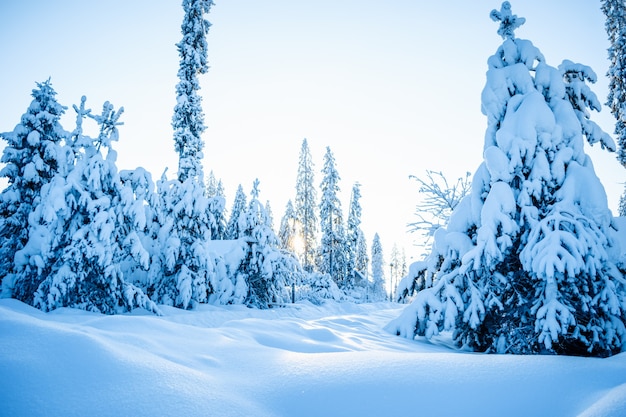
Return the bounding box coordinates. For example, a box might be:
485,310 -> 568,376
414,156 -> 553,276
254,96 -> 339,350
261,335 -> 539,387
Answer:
172,0 -> 213,183
387,2 -> 625,356
602,0 -> 626,214
152,172 -> 216,309
19,100 -> 157,314
389,244 -> 401,301
370,233 -> 385,302
0,80 -> 69,297
294,138 -> 318,272
118,167 -> 160,293
152,0 -> 219,309
278,200 -> 298,252
603,0 -> 626,166
237,180 -> 295,308
355,230 -> 369,285
319,147 -> 346,287
345,183 -> 364,288
226,185 -> 247,239
205,171 -> 227,239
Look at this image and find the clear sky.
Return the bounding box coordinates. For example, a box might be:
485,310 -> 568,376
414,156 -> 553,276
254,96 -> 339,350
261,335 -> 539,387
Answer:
0,0 -> 623,263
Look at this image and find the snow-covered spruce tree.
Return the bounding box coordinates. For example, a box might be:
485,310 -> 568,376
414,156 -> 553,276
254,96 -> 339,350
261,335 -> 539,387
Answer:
345,183 -> 364,289
278,200 -> 298,252
118,167 -> 160,293
152,172 -> 217,309
603,0 -> 626,167
21,100 -> 158,314
387,2 -> 624,357
602,0 -> 626,216
370,233 -> 386,302
238,180 -> 297,308
205,171 -> 227,239
295,138 -> 318,272
152,0 -> 220,309
319,146 -> 347,288
226,184 -> 247,239
0,80 -> 70,298
355,230 -> 369,288
173,0 -> 213,183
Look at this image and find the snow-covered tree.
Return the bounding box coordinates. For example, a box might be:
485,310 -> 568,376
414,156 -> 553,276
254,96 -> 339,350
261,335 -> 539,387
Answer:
173,0 -> 213,183
237,180 -> 296,308
370,233 -> 386,302
355,230 -> 369,286
151,0 -> 220,310
345,183 -> 364,289
16,100 -> 158,314
278,200 -> 298,253
0,80 -> 69,297
152,173 -> 216,309
205,170 -> 227,239
602,0 -> 626,215
294,138 -> 318,272
603,0 -> 626,167
118,167 -> 160,292
387,2 -> 625,357
226,184 -> 247,239
319,147 -> 346,287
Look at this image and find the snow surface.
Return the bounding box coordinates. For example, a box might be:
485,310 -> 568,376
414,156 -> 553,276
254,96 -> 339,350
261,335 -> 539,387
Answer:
1,299 -> 626,417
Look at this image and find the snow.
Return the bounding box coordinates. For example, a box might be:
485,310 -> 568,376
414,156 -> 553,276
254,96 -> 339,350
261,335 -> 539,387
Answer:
2,298 -> 626,417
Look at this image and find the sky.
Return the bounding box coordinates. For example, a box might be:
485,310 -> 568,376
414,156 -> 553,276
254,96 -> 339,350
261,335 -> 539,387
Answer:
0,0 -> 623,264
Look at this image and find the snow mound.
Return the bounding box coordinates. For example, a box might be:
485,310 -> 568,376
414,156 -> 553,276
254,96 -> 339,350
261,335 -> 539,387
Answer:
1,299 -> 626,417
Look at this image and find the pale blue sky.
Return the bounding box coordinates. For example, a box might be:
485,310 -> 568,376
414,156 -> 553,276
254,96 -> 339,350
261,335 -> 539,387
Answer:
0,0 -> 622,260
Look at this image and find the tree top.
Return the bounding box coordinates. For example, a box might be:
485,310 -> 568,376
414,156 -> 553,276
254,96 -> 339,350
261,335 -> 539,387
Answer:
490,1 -> 525,40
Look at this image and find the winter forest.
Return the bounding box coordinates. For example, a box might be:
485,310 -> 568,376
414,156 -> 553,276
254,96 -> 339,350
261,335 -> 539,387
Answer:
2,0 -> 626,368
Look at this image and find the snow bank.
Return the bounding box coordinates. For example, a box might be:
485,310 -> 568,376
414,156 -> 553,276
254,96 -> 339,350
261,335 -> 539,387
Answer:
1,299 -> 626,417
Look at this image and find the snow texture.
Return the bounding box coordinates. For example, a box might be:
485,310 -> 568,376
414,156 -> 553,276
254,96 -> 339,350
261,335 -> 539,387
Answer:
1,299 -> 626,417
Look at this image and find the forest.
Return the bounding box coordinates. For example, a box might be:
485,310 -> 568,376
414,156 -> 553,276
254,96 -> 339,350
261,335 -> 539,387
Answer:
1,0 -> 626,359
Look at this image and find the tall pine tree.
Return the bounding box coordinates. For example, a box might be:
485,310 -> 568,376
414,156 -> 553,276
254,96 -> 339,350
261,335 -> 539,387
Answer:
153,0 -> 217,309
319,147 -> 346,287
602,0 -> 626,216
370,233 -> 386,302
294,138 -> 318,272
173,0 -> 213,183
345,183 -> 365,289
387,2 -> 624,356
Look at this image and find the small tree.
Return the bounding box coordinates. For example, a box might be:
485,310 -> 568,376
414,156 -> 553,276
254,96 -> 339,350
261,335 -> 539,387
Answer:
238,180 -> 295,308
226,184 -> 247,239
278,200 -> 298,253
370,233 -> 386,302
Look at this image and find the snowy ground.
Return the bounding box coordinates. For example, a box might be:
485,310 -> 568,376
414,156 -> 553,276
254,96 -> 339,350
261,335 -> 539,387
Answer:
1,299 -> 626,417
